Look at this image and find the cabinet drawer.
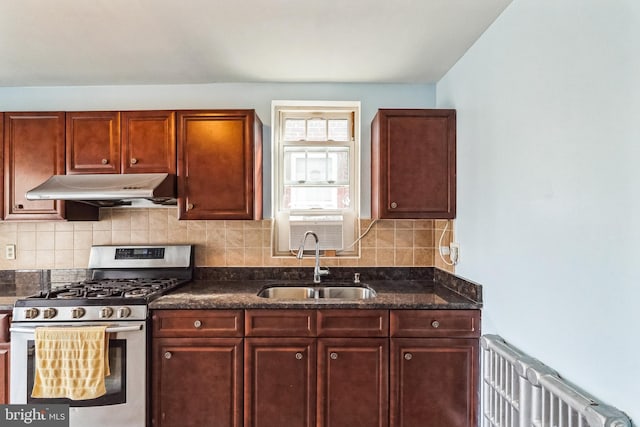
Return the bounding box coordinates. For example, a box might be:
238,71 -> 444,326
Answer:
245,310 -> 316,337
390,310 -> 480,338
152,310 -> 243,337
317,310 -> 389,337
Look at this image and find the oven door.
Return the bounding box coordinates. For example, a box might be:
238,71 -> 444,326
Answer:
10,321 -> 147,427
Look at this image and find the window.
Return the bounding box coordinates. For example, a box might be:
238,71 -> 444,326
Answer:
272,101 -> 360,256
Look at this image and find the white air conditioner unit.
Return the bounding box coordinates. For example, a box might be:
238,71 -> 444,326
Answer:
289,215 -> 344,250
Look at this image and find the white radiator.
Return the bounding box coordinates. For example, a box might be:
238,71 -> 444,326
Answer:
481,335 -> 631,427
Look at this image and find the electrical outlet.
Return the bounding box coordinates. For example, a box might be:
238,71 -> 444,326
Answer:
449,242 -> 460,264
5,244 -> 16,260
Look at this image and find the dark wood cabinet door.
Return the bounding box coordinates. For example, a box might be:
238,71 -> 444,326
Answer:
0,311 -> 10,405
245,338 -> 316,427
317,338 -> 389,427
372,109 -> 456,219
0,343 -> 8,405
177,110 -> 262,220
152,337 -> 243,427
3,112 -> 66,220
390,338 -> 478,427
66,111 -> 120,174
121,111 -> 176,174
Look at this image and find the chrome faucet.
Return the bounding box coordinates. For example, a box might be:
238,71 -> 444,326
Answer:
296,231 -> 330,284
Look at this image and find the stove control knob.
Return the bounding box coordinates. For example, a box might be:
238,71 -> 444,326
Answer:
117,307 -> 132,319
99,307 -> 114,319
42,308 -> 58,319
71,307 -> 86,319
24,308 -> 40,319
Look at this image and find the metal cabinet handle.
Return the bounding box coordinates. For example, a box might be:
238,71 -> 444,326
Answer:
164,352 -> 172,359
101,158 -> 108,165
193,320 -> 202,328
330,352 -> 338,360
404,353 -> 413,361
390,202 -> 398,209
130,158 -> 138,164
187,203 -> 194,211
15,204 -> 24,209
295,352 -> 304,360
431,320 -> 440,328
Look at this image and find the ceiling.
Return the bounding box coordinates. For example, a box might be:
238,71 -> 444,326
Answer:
0,0 -> 512,87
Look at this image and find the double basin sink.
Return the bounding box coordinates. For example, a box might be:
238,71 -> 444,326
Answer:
257,284 -> 376,300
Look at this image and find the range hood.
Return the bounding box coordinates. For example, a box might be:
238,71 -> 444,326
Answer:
26,173 -> 177,207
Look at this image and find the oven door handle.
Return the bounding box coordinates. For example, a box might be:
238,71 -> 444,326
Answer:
10,325 -> 143,334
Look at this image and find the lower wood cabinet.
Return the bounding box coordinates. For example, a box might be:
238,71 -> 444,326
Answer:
244,338 -> 316,427
317,338 -> 388,427
0,311 -> 10,404
151,310 -> 244,427
390,310 -> 481,427
152,308 -> 479,427
153,337 -> 243,427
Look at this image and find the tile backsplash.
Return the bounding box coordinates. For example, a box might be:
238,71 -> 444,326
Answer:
0,208 -> 454,272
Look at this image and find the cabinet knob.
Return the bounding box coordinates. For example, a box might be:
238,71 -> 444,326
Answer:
187,203 -> 194,211
330,352 -> 338,360
390,202 -> 398,209
193,320 -> 202,328
404,353 -> 413,361
101,158 -> 108,165
15,204 -> 24,209
431,320 -> 440,328
295,352 -> 304,360
164,352 -> 172,359
130,158 -> 138,164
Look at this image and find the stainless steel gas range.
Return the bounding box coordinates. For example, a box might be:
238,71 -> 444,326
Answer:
10,244 -> 194,427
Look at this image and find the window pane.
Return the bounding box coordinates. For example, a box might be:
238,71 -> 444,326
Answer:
328,119 -> 349,141
283,147 -> 349,184
306,119 -> 327,140
284,119 -> 305,141
284,186 -> 351,210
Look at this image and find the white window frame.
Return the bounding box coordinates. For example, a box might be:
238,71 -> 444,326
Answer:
271,100 -> 361,256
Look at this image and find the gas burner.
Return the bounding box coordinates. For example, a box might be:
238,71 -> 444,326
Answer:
124,289 -> 152,298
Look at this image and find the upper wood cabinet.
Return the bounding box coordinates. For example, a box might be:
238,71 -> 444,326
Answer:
121,111 -> 176,174
3,112 -> 98,221
4,112 -> 65,219
66,111 -> 121,174
177,110 -> 263,220
3,112 -> 97,220
371,109 -> 456,219
66,110 -> 176,175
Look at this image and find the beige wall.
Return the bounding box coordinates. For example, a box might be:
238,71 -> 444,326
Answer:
0,208 -> 454,272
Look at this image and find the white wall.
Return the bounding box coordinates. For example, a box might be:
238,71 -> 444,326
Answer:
0,82 -> 436,217
437,0 -> 639,422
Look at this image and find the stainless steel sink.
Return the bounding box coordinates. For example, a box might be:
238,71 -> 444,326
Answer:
257,286 -> 315,299
317,286 -> 376,299
257,285 -> 376,300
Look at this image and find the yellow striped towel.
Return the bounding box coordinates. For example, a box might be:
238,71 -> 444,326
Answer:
31,325 -> 111,400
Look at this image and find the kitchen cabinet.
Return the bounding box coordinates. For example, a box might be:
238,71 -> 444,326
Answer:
390,310 -> 480,427
66,111 -> 120,174
3,112 -> 97,220
245,309 -> 388,427
245,338 -> 317,427
0,311 -> 10,404
152,310 -> 244,427
152,308 -> 478,427
371,109 -> 456,219
66,110 -> 176,174
177,110 -> 263,220
121,111 -> 176,174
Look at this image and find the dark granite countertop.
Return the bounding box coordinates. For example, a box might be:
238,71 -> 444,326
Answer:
149,267 -> 482,310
